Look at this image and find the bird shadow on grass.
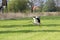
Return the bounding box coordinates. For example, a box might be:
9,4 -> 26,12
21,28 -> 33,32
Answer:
0,30 -> 60,34
0,23 -> 60,28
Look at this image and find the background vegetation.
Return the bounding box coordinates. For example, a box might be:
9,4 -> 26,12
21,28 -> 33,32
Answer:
4,0 -> 60,12
7,0 -> 28,12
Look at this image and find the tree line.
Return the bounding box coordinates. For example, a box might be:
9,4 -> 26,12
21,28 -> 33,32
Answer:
4,0 -> 60,12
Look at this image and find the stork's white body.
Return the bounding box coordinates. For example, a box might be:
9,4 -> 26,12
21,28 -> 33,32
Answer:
33,16 -> 40,25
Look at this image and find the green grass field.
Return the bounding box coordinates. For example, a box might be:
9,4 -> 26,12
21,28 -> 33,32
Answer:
0,16 -> 60,40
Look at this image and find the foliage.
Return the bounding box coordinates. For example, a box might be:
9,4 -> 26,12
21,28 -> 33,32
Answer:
42,0 -> 56,12
4,0 -> 60,12
56,7 -> 60,11
39,1 -> 44,12
7,0 -> 28,12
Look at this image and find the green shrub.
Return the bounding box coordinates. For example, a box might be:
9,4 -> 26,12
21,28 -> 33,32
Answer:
7,0 -> 28,12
